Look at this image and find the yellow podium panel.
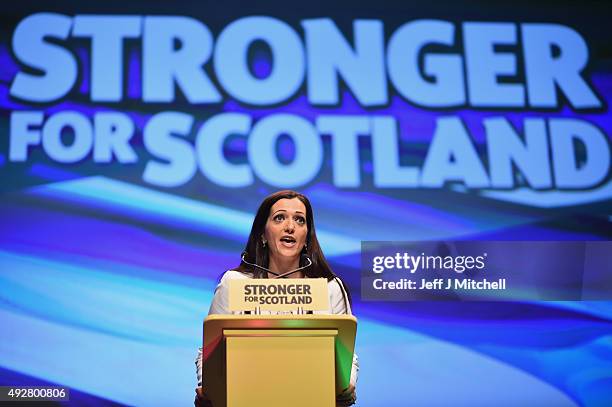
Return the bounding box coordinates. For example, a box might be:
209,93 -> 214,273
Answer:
226,329 -> 336,407
202,315 -> 356,407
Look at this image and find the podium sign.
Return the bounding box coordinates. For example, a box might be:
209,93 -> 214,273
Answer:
228,278 -> 329,312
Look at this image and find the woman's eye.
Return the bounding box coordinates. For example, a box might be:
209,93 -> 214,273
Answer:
295,217 -> 305,225
274,214 -> 284,222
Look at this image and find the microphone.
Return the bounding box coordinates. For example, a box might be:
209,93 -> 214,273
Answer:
240,252 -> 312,278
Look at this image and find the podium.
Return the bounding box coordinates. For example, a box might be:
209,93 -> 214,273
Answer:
202,314 -> 357,407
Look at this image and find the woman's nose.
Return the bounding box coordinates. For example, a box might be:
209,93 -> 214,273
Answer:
284,220 -> 295,232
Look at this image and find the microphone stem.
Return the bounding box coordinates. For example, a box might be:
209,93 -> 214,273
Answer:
241,252 -> 312,278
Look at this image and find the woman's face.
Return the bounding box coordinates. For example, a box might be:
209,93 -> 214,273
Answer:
264,198 -> 308,263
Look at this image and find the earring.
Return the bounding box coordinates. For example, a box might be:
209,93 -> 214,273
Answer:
303,243 -> 308,251
262,239 -> 267,247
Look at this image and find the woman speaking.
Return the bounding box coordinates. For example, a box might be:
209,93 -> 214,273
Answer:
195,190 -> 358,406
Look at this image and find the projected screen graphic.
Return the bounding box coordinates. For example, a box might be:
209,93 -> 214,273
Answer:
1,1 -> 611,406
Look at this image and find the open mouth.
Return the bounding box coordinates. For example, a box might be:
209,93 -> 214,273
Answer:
280,236 -> 296,246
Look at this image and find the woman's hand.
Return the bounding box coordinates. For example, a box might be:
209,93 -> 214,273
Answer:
336,384 -> 357,406
194,387 -> 212,407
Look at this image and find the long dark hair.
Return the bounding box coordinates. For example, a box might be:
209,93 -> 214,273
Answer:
234,190 -> 336,280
